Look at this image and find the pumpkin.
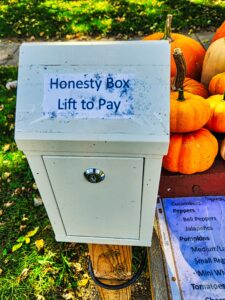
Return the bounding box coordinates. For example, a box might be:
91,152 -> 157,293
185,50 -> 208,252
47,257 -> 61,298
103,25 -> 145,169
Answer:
170,48 -> 211,133
205,92 -> 225,132
171,77 -> 209,99
211,21 -> 225,43
209,72 -> 225,95
144,14 -> 206,80
163,128 -> 218,174
201,38 -> 225,88
220,138 -> 225,160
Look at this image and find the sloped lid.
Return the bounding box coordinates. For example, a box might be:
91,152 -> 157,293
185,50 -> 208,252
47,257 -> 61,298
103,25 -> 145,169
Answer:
15,41 -> 170,143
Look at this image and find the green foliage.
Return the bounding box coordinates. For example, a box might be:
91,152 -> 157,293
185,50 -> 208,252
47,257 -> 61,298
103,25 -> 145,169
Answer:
0,0 -> 225,39
0,66 -> 91,299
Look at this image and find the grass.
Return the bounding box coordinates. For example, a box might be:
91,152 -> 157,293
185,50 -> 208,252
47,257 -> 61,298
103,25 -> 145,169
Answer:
0,67 -> 93,300
0,0 -> 225,40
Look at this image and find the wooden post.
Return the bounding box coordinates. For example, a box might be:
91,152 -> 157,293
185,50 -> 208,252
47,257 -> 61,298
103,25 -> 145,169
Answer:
148,219 -> 170,300
88,244 -> 132,300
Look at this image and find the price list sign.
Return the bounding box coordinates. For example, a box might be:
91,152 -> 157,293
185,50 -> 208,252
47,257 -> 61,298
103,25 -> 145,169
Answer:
162,196 -> 225,300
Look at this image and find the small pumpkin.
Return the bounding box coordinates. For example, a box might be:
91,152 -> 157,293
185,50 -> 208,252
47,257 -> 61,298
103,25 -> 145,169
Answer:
205,92 -> 225,133
170,48 -> 211,133
211,21 -> 225,43
144,14 -> 206,80
209,72 -> 225,95
163,128 -> 218,174
201,38 -> 225,88
171,77 -> 209,99
220,138 -> 225,160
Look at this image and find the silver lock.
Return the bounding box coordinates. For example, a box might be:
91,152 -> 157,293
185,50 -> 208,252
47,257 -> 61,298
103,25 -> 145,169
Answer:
84,168 -> 105,183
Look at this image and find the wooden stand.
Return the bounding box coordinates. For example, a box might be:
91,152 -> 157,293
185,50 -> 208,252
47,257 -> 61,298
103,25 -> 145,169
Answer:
88,244 -> 132,299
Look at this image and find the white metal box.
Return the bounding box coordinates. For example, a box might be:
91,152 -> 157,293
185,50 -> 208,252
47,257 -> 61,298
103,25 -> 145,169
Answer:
15,41 -> 170,246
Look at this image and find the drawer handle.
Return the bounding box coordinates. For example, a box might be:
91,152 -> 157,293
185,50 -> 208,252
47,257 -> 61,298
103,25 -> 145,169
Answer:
84,168 -> 105,183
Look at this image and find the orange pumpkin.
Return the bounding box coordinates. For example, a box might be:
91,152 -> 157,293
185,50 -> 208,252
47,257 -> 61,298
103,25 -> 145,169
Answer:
170,91 -> 211,133
220,138 -> 225,160
201,38 -> 225,87
170,48 -> 211,133
205,93 -> 225,132
144,15 -> 206,80
211,21 -> 225,43
163,128 -> 218,174
209,72 -> 225,95
171,77 -> 209,98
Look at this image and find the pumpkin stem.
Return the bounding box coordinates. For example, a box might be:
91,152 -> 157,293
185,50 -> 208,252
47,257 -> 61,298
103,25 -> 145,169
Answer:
173,48 -> 187,101
177,89 -> 185,101
162,14 -> 174,43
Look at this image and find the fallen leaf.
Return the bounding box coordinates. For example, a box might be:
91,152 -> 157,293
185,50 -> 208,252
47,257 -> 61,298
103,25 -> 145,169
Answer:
63,290 -> 76,300
12,243 -> 23,252
25,227 -> 39,238
34,197 -> 43,207
32,183 -> 38,190
35,239 -> 44,251
20,224 -> 27,232
77,277 -> 89,287
2,172 -> 10,180
72,262 -> 82,272
2,144 -> 10,152
3,201 -> 14,208
22,215 -> 29,221
25,237 -> 31,244
16,236 -> 26,243
18,268 -> 29,282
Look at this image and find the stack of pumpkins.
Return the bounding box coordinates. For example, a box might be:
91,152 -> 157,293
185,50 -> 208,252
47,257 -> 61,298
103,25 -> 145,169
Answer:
144,14 -> 225,175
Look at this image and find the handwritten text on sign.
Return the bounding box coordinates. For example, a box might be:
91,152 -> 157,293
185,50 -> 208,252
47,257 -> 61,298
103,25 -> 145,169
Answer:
43,73 -> 134,119
163,196 -> 225,300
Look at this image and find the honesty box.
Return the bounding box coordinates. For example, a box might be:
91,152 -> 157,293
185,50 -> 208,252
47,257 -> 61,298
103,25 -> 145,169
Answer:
43,73 -> 134,119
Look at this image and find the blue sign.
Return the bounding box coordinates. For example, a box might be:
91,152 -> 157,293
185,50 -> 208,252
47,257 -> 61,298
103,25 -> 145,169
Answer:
163,196 -> 225,300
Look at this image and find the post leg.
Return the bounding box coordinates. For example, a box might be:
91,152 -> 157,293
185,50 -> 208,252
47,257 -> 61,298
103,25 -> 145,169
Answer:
88,244 -> 132,300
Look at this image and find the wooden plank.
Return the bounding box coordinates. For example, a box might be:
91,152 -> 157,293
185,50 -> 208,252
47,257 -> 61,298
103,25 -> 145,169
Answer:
159,157 -> 225,198
88,244 -> 132,300
148,217 -> 170,300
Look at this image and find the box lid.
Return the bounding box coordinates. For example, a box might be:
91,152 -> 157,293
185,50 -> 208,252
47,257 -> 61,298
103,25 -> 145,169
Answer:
15,41 -> 170,149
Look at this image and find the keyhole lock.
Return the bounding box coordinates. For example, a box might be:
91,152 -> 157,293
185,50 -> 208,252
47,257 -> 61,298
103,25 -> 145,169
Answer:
84,168 -> 105,183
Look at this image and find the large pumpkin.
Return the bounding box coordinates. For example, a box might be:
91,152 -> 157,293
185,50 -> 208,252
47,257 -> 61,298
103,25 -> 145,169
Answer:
170,48 -> 211,133
201,38 -> 225,87
205,93 -> 225,132
163,128 -> 218,174
211,21 -> 225,43
144,15 -> 206,80
209,72 -> 225,95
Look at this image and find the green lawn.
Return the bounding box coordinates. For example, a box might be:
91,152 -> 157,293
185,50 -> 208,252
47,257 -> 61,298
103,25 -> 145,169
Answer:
0,0 -> 225,40
0,67 -> 93,300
